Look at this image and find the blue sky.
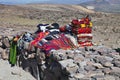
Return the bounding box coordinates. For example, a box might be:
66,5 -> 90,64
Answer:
0,0 -> 93,4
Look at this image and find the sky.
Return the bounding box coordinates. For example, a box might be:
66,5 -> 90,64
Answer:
0,0 -> 93,5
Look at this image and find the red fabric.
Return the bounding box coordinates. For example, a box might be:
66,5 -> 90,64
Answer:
42,42 -> 60,55
84,18 -> 90,25
71,19 -> 79,25
59,26 -> 66,32
41,33 -> 75,55
72,27 -> 92,34
79,20 -> 84,24
78,41 -> 93,46
31,32 -> 49,46
51,34 -> 72,50
77,36 -> 92,39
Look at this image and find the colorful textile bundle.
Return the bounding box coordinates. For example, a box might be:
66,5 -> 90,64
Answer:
37,33 -> 76,56
71,16 -> 93,47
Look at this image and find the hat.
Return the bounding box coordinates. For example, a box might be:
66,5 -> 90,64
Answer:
51,23 -> 59,29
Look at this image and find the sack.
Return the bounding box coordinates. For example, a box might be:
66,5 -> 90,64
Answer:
2,37 -> 10,48
23,41 -> 30,50
1,48 -> 9,60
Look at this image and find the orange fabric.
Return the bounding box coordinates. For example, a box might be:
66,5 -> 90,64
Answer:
30,32 -> 49,47
78,41 -> 93,46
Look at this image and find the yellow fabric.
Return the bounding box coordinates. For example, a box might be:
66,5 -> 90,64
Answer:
13,37 -> 18,41
89,22 -> 93,27
80,24 -> 86,28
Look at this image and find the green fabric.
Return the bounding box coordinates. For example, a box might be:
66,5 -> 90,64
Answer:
9,40 -> 17,65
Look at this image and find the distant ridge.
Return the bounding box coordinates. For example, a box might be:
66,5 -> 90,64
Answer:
79,0 -> 120,13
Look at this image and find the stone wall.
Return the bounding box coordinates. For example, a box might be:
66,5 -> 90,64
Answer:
40,46 -> 120,80
0,36 -> 120,80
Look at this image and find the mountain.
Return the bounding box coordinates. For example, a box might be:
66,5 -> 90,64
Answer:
79,0 -> 120,13
0,0 -> 93,5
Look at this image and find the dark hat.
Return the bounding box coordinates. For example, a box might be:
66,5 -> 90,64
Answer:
51,23 -> 59,29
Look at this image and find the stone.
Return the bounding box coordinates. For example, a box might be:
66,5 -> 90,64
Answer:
0,47 -> 3,53
104,75 -> 115,80
76,68 -> 87,74
78,61 -> 87,69
66,65 -> 79,74
0,42 -> 2,47
50,49 -> 67,60
66,52 -> 75,59
86,71 -> 104,78
93,56 -> 107,63
74,54 -> 85,64
84,65 -> 96,71
11,66 -> 22,76
2,36 -> 10,48
79,78 -> 91,80
104,56 -> 113,62
68,77 -> 76,80
0,35 -> 2,40
110,67 -> 120,77
59,59 -> 77,69
92,75 -> 105,80
74,73 -> 85,79
7,35 -> 13,40
1,49 -> 9,60
93,63 -> 104,69
102,62 -> 113,67
102,68 -> 111,74
113,60 -> 120,67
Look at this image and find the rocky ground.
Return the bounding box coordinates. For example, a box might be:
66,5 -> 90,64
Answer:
0,59 -> 36,80
0,3 -> 120,80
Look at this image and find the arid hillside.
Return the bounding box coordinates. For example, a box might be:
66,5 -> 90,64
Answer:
0,4 -> 120,48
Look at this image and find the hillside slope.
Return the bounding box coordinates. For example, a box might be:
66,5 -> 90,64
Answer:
0,4 -> 120,48
80,0 -> 120,13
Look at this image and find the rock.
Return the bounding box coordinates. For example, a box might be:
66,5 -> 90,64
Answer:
93,56 -> 107,63
11,66 -> 22,76
66,64 -> 79,74
2,36 -> 10,48
104,56 -> 113,62
0,42 -> 2,47
74,54 -> 85,63
102,62 -> 113,67
78,61 -> 87,69
1,49 -> 9,60
102,68 -> 111,74
104,75 -> 115,80
68,77 -> 76,80
92,75 -> 105,80
86,71 -> 104,78
84,65 -> 96,71
0,35 -> 2,40
59,59 -> 75,68
73,73 -> 85,79
50,49 -> 66,61
93,63 -> 104,69
7,35 -> 13,40
0,47 -> 3,53
110,67 -> 120,77
113,60 -> 120,67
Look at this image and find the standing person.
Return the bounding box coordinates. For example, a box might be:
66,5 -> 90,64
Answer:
9,35 -> 20,66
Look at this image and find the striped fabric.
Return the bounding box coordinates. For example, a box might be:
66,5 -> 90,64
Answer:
72,18 -> 93,46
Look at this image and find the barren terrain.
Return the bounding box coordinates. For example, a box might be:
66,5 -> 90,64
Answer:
0,4 -> 120,80
0,4 -> 120,48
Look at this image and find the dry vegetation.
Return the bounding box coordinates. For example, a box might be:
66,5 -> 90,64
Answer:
0,4 -> 120,48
